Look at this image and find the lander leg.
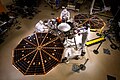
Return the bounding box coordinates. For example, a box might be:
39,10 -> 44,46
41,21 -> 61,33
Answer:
90,0 -> 95,15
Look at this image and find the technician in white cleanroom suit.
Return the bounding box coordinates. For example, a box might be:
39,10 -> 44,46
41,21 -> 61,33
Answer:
60,8 -> 70,21
80,24 -> 90,50
35,20 -> 45,32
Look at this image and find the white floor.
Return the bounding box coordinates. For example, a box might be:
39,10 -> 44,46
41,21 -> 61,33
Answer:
0,1 -> 120,80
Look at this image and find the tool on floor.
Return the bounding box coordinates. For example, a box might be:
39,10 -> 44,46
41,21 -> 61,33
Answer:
72,58 -> 89,72
103,48 -> 111,55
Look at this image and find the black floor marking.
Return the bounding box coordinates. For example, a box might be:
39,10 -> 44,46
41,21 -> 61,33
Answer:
44,5 -> 47,7
15,26 -> 21,30
51,13 -> 55,15
107,75 -> 116,80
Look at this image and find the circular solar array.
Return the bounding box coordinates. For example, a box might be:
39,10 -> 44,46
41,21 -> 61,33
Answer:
12,32 -> 64,75
74,14 -> 106,29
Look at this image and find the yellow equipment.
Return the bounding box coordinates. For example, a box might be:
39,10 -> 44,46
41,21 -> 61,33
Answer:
85,37 -> 106,46
90,29 -> 97,32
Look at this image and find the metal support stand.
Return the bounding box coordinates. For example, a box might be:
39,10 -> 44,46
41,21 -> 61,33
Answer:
90,0 -> 109,15
90,0 -> 95,15
107,36 -> 118,50
93,41 -> 103,54
79,58 -> 89,70
73,36 -> 78,50
72,58 -> 89,72
94,30 -> 119,54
